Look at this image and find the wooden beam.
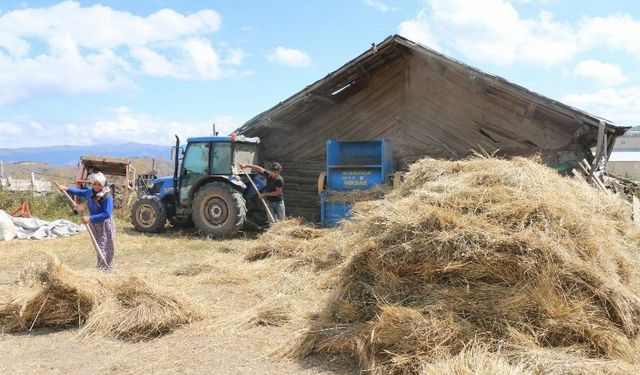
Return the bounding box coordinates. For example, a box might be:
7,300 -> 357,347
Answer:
305,93 -> 336,106
266,117 -> 296,131
633,196 -> 640,228
525,102 -> 537,118
591,120 -> 606,174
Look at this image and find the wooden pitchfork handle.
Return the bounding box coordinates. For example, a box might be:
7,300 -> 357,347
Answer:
236,169 -> 276,224
54,181 -> 108,266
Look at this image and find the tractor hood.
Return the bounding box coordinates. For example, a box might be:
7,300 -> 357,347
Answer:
152,176 -> 175,199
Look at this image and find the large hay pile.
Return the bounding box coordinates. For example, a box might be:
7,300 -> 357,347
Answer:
293,156 -> 640,374
0,259 -> 201,340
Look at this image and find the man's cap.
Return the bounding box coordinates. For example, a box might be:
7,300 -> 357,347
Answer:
270,162 -> 282,172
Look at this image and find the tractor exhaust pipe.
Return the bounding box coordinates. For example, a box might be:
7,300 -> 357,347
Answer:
173,135 -> 180,204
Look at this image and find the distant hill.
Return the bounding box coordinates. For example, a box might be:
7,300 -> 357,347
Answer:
2,157 -> 174,182
0,142 -> 170,166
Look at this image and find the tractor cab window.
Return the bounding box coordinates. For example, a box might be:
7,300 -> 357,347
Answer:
180,142 -> 210,202
211,142 -> 232,175
234,143 -> 259,171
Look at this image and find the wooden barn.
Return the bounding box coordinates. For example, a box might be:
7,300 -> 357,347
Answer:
237,34 -> 628,220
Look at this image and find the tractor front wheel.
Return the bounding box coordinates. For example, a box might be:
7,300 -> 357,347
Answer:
192,182 -> 246,238
131,196 -> 167,233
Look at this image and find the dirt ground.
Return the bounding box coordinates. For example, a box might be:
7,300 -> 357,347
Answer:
0,224 -> 358,374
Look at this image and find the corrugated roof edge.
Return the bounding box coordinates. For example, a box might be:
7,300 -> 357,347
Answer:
236,34 -> 630,136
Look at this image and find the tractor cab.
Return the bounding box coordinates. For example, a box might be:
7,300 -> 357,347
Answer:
175,135 -> 260,205
131,134 -> 266,237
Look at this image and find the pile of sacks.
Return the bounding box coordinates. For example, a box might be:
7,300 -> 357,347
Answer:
0,209 -> 83,241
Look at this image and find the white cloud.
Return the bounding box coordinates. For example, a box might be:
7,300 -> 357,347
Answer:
578,15 -> 640,60
182,38 -> 222,79
398,10 -> 440,50
267,47 -> 312,67
0,109 -> 245,148
130,46 -> 175,77
224,48 -> 246,65
573,60 -> 627,87
0,31 -> 30,57
0,37 -> 135,106
398,0 -> 578,65
363,0 -> 396,12
0,2 -> 221,50
514,0 -> 553,4
0,1 -> 244,106
562,87 -> 640,127
398,1 -> 640,67
131,38 -> 225,79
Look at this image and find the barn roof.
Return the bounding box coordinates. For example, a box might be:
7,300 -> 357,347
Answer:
237,34 -> 628,136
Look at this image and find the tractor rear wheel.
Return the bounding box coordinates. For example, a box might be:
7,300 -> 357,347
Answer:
192,182 -> 246,238
131,196 -> 167,233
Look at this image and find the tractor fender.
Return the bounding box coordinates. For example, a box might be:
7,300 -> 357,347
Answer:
245,174 -> 266,199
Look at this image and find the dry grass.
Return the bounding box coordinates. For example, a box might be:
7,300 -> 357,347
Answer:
291,156 -> 640,374
172,262 -> 214,276
5,155 -> 639,374
0,222 -> 352,374
0,259 -> 104,332
220,296 -> 294,329
325,185 -> 391,203
245,218 -> 345,269
421,344 -> 529,375
80,275 -> 202,341
0,258 -> 201,340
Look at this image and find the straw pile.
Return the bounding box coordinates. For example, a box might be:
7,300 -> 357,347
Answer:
0,260 -> 103,332
80,276 -> 201,341
292,156 -> 640,374
245,218 -> 344,269
0,258 -> 201,340
325,185 -> 390,203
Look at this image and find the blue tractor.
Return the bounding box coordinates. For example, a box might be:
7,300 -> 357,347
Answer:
131,135 -> 267,237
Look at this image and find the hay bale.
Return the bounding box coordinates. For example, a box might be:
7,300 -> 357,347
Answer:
0,259 -> 201,340
293,156 -> 640,373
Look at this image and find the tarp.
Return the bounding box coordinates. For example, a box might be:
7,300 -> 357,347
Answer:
7,215 -> 84,240
0,210 -> 18,241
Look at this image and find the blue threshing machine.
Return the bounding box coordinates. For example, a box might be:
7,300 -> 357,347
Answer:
319,139 -> 394,227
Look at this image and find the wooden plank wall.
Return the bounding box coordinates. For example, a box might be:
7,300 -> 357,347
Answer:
248,51 -> 590,220
256,58 -> 408,219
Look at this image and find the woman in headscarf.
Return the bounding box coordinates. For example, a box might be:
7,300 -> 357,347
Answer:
59,172 -> 116,271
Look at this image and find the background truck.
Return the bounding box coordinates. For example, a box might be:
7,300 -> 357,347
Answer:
131,135 -> 267,237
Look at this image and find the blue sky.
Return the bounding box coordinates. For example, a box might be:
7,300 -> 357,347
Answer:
1,0 -> 639,148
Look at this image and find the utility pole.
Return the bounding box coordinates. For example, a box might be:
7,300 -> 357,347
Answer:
212,123 -> 217,136
0,160 -> 4,180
